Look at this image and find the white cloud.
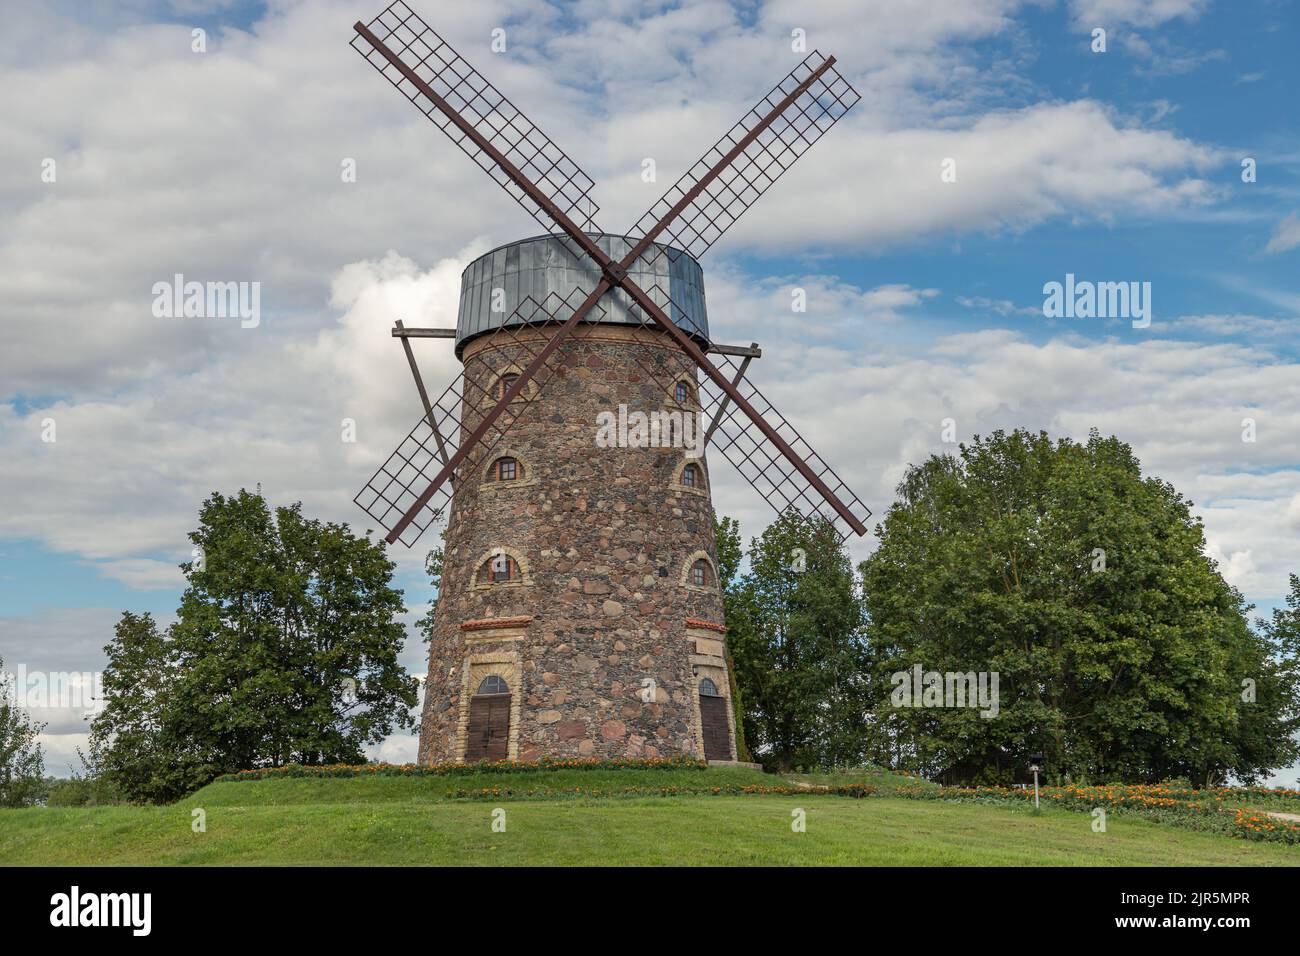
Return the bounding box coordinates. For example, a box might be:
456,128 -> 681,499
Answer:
0,0 -> 1229,398
1286,493 -> 1300,531
0,248 -> 474,578
956,295 -> 1040,317
706,100 -> 1222,255
88,558 -> 185,590
1159,313 -> 1300,337
1068,0 -> 1211,29
1264,212 -> 1300,255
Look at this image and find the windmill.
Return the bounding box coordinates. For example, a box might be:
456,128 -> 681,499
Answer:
348,2 -> 870,764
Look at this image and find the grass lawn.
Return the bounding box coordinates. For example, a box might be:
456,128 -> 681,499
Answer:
187,764 -> 774,806
3,768 -> 1299,865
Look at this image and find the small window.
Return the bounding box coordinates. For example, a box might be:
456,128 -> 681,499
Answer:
691,558 -> 713,588
495,457 -> 520,481
498,373 -> 520,399
681,464 -> 699,488
479,553 -> 520,583
477,675 -> 509,695
675,380 -> 692,404
699,678 -> 720,696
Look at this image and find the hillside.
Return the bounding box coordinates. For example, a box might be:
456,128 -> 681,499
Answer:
3,764 -> 1299,866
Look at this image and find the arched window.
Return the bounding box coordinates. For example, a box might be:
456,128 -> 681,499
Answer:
699,678 -> 720,696
478,553 -> 520,583
493,456 -> 520,481
476,674 -> 509,696
691,558 -> 713,588
675,380 -> 693,404
497,372 -> 519,399
681,463 -> 700,488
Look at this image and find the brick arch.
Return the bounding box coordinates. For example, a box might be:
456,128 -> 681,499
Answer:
481,362 -> 539,407
670,376 -> 697,406
670,458 -> 708,497
471,545 -> 532,590
681,550 -> 719,592
480,447 -> 539,490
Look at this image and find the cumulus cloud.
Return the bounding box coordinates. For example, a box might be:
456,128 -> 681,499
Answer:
706,100 -> 1223,255
1,247 -> 475,577
0,0 -> 1229,398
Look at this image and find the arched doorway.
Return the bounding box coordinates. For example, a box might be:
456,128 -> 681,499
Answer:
698,678 -> 732,760
466,674 -> 511,761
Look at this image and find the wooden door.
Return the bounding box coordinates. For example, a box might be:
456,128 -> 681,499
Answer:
466,694 -> 511,761
699,692 -> 732,761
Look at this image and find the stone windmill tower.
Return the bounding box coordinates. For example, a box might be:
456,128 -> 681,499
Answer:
349,3 -> 871,764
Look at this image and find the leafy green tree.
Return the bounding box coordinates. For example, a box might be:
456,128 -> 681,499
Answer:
0,654 -> 47,807
862,429 -> 1298,785
91,490 -> 418,802
1248,575 -> 1300,781
713,516 -> 751,762
416,539 -> 446,648
89,612 -> 208,803
723,512 -> 869,770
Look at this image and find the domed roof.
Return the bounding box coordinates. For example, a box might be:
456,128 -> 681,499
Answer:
455,233 -> 709,356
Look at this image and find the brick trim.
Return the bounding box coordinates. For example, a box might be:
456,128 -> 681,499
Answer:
461,616 -> 535,632
685,618 -> 727,634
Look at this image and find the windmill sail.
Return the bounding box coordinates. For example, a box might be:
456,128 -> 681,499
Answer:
626,51 -> 861,265
351,1 -> 600,234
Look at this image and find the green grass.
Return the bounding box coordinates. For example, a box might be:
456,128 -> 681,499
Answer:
3,767 -> 1299,866
4,794 -> 1296,866
188,764 -> 773,806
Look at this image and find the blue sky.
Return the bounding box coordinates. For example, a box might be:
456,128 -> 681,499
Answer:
2,0 -> 1298,779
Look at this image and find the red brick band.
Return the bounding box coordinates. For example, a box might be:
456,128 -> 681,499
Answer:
684,618 -> 728,634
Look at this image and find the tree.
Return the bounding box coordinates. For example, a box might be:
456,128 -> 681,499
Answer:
723,511 -> 869,770
415,538 -> 446,649
91,490 -> 418,802
89,612 -> 207,804
713,516 -> 752,763
1248,575 -> 1300,782
0,653 -> 47,807
861,428 -> 1299,785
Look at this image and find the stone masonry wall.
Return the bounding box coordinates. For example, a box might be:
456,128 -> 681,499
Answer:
416,323 -> 733,763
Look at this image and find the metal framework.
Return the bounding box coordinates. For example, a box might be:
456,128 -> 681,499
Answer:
349,2 -> 598,236
350,1 -> 870,546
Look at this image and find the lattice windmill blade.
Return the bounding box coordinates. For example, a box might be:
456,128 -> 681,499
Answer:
699,352 -> 872,543
627,51 -> 860,266
351,1 -> 600,239
354,288 -> 610,547
354,391 -> 460,548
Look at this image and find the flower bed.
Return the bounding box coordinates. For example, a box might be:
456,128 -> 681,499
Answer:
886,782 -> 1300,845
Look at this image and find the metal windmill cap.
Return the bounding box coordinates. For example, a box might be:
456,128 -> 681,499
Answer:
454,232 -> 710,357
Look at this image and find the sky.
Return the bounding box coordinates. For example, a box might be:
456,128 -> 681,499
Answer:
1,0 -> 1297,781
